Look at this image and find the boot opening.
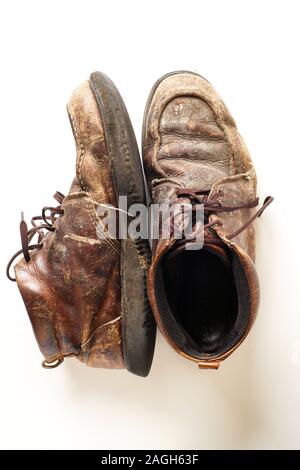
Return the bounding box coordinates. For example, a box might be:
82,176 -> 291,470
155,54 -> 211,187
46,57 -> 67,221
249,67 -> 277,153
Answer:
162,247 -> 238,354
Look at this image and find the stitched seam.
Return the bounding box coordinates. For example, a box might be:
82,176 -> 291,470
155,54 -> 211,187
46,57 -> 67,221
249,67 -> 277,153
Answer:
151,90 -> 237,177
63,192 -> 120,254
96,219 -> 121,254
87,196 -> 121,250
86,195 -> 120,254
85,194 -> 120,255
63,191 -> 90,202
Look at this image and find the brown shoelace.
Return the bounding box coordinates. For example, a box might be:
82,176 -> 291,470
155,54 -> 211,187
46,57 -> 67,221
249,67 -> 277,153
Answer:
169,188 -> 273,251
6,191 -> 65,281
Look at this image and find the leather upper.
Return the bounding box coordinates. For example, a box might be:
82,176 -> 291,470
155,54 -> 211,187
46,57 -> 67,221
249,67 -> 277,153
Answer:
15,81 -> 124,368
143,71 -> 260,366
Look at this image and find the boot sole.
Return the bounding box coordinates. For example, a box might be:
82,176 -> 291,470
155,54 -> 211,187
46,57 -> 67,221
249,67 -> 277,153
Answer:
90,72 -> 156,377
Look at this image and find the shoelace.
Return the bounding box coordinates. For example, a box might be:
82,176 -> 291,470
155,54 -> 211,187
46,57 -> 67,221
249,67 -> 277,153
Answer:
6,191 -> 65,281
168,188 -> 273,252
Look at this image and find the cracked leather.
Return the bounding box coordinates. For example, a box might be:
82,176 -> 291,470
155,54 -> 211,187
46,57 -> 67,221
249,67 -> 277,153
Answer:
143,72 -> 260,366
15,81 -> 124,368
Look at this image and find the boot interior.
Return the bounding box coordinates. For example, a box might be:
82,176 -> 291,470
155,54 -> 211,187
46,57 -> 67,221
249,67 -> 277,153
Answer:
162,248 -> 238,353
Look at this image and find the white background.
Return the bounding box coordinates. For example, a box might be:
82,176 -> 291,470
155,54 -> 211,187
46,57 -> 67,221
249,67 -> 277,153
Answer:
0,0 -> 299,450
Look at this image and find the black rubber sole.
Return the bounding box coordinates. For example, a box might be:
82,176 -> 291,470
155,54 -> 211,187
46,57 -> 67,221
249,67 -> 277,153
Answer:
90,72 -> 156,377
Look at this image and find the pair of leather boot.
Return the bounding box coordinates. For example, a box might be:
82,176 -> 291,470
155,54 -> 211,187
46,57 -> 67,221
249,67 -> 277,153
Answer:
7,71 -> 272,376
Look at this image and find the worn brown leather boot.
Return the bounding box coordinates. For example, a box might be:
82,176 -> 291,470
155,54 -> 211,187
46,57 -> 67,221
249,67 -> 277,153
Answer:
7,72 -> 155,377
143,71 -> 272,369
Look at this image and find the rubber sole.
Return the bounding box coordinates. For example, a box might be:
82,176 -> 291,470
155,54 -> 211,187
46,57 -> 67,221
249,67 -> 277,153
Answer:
90,72 -> 156,377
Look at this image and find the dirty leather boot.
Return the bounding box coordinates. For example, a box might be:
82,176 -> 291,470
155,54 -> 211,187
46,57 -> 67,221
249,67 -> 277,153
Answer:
7,72 -> 155,377
143,71 -> 272,369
